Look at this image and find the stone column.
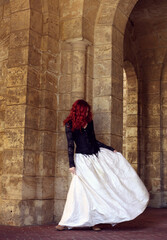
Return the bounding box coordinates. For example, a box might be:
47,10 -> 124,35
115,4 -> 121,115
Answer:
70,40 -> 90,103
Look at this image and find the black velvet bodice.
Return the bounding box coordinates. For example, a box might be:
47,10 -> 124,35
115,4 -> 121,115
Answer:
65,120 -> 115,168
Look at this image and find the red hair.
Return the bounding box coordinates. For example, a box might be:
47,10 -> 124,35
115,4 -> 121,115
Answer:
63,99 -> 92,131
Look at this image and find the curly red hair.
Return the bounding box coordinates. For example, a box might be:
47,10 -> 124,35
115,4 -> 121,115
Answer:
63,99 -> 92,131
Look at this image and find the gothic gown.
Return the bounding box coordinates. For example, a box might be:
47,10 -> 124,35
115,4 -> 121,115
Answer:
58,120 -> 149,228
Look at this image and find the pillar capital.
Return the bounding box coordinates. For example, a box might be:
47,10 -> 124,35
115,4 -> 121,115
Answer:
66,38 -> 92,51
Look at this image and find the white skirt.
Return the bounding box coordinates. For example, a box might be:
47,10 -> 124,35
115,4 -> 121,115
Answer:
59,148 -> 149,227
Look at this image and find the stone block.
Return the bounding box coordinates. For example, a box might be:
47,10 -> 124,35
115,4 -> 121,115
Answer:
25,106 -> 40,129
127,103 -> 138,115
112,95 -> 123,115
58,94 -> 71,111
6,86 -> 26,105
5,105 -> 26,128
142,64 -> 162,81
41,36 -> 59,54
8,47 -> 29,67
42,131 -> 57,152
24,128 -> 41,151
36,177 -> 54,199
10,30 -> 29,48
126,137 -> 137,151
7,66 -> 28,87
54,199 -> 66,222
97,4 -> 116,25
40,108 -> 56,131
22,177 -> 36,199
0,199 -> 23,226
40,90 -> 57,110
82,17 -> 94,43
93,96 -> 112,112
94,25 -> 112,45
55,151 -> 69,177
5,128 -> 25,149
23,150 -> 40,176
94,59 -> 111,78
54,177 -> 68,200
0,18 -> 10,39
30,0 -> 42,11
34,199 -> 54,224
42,152 -> 55,177
145,152 -> 160,165
0,38 -> 9,62
126,127 -> 138,137
111,114 -> 123,136
112,26 -> 124,50
112,77 -> 123,100
27,66 -> 40,89
29,46 -> 41,67
93,112 -> 111,134
94,44 -> 111,61
10,0 -> 29,13
11,10 -> 30,32
0,132 -> 4,151
59,75 -> 71,93
57,111 -> 69,133
146,114 -> 160,127
71,74 -> 85,94
127,151 -> 138,164
0,110 -> 5,131
112,60 -> 123,80
47,53 -> 60,75
30,9 -> 42,34
126,115 -> 138,127
1,176 -> 23,199
60,18 -> 82,40
59,0 -> 83,19
27,86 -> 40,107
3,1 -> 10,17
56,133 -> 67,151
146,104 -> 160,116
61,51 -> 72,74
43,13 -> 59,39
29,30 -> 41,49
118,0 -> 137,17
41,72 -> 58,92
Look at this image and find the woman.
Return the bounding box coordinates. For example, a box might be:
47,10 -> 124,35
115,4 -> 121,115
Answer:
56,99 -> 149,231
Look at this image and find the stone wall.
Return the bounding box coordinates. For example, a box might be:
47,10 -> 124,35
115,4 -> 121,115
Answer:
0,0 -> 167,226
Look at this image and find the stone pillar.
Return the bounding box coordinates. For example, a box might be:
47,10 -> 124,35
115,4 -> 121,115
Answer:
70,40 -> 90,103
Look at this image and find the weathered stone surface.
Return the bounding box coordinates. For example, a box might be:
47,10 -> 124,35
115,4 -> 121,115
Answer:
25,106 -> 40,129
42,131 -> 57,152
5,129 -> 25,149
10,0 -> 29,13
94,25 -> 112,45
60,17 -> 82,40
36,177 -> 54,199
55,177 -> 68,200
10,30 -> 29,48
93,96 -> 112,112
24,128 -> 41,151
40,90 -> 57,110
5,105 -> 26,128
27,86 -> 40,107
40,108 -> 56,131
54,199 -> 66,222
30,9 -> 42,34
7,66 -> 28,87
11,10 -> 30,32
23,150 -> 39,176
6,86 -> 27,105
8,47 -> 29,67
94,112 -> 111,134
55,151 -> 69,177
94,60 -> 111,78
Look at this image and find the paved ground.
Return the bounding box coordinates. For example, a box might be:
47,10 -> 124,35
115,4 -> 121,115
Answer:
0,208 -> 167,240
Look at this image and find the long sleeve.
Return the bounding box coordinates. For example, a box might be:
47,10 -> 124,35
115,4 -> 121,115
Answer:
65,123 -> 75,168
91,120 -> 115,152
96,140 -> 115,151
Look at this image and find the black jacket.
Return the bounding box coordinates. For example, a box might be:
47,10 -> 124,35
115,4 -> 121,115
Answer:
65,120 -> 115,168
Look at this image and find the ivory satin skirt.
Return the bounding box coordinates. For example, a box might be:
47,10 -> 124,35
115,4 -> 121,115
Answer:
59,148 -> 149,228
